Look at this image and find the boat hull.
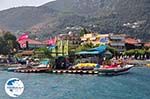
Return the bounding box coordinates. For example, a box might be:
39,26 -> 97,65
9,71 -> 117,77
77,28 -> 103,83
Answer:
98,65 -> 134,74
7,67 -> 24,72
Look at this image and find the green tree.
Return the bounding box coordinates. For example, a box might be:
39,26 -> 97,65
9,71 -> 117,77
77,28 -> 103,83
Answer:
0,31 -> 19,55
107,46 -> 118,56
0,37 -> 8,55
76,42 -> 94,52
124,49 -> 135,56
5,32 -> 19,54
35,47 -> 53,58
4,32 -> 16,41
80,28 -> 88,36
124,49 -> 146,59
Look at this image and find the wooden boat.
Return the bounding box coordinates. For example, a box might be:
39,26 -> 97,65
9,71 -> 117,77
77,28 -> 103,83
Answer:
96,65 -> 134,74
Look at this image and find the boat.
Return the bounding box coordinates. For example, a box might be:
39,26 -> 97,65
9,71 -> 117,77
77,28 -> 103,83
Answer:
15,59 -> 51,73
68,57 -> 134,75
7,67 -> 23,72
95,65 -> 134,75
15,66 -> 51,73
7,64 -> 26,72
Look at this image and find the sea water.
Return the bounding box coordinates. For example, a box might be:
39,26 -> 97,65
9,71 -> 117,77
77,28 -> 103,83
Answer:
0,66 -> 150,99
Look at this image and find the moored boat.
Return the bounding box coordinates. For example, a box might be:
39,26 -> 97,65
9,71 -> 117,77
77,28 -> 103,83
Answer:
7,64 -> 26,72
15,59 -> 51,73
96,65 -> 134,75
15,67 -> 51,73
7,67 -> 23,72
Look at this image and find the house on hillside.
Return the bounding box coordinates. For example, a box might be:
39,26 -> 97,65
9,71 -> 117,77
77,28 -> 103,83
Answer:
51,32 -> 81,56
144,42 -> 150,48
109,33 -> 126,52
125,37 -> 143,50
80,33 -> 109,45
18,38 -> 46,49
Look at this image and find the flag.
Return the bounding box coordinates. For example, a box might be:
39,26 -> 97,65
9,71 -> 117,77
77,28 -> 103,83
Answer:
47,37 -> 57,45
17,32 -> 29,41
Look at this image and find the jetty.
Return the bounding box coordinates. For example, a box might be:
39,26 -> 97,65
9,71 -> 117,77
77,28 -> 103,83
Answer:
50,70 -> 99,74
15,67 -> 51,73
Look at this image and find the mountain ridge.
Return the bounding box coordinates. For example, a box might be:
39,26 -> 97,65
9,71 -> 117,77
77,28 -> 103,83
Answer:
0,0 -> 149,41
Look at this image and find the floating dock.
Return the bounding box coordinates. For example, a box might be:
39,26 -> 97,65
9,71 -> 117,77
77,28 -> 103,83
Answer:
15,67 -> 50,73
14,68 -> 99,74
50,70 -> 99,74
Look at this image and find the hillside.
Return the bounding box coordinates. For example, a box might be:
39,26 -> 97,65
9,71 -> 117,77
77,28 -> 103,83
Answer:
0,0 -> 149,40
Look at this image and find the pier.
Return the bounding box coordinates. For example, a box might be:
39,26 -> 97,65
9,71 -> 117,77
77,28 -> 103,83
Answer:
50,70 -> 99,74
15,67 -> 50,73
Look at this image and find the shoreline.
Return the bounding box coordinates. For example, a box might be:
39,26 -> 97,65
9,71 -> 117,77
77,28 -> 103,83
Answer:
1,59 -> 150,68
127,60 -> 150,67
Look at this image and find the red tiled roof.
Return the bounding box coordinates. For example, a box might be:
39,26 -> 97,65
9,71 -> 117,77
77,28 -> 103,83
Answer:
125,38 -> 139,44
18,39 -> 43,45
144,42 -> 150,47
42,38 -> 56,45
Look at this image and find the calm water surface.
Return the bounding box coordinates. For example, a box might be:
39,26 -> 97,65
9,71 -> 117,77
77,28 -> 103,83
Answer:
0,66 -> 150,99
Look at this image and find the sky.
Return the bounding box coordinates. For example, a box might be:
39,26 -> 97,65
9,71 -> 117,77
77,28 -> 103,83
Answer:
0,0 -> 56,11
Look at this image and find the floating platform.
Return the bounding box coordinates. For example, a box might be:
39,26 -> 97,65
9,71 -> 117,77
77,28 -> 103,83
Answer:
50,70 -> 99,74
15,67 -> 51,73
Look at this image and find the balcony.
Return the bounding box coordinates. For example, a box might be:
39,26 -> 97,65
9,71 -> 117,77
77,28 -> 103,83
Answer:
110,42 -> 125,46
110,36 -> 125,40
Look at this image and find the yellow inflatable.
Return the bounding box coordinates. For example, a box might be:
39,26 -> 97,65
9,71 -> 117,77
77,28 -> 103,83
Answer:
147,64 -> 150,67
75,63 -> 97,68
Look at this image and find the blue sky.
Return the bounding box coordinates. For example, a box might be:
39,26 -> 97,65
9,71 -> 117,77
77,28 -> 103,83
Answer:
0,0 -> 56,11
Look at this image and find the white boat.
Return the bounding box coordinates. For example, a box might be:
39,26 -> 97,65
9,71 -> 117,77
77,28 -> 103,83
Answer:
96,65 -> 134,74
7,66 -> 24,72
